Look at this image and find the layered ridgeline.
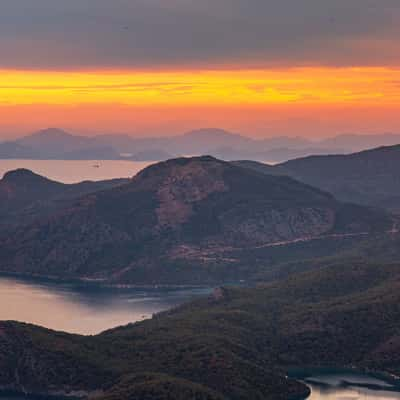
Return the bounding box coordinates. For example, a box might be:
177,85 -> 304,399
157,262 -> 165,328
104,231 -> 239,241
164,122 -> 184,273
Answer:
0,157 -> 390,284
13,128 -> 120,160
0,127 -> 337,162
1,262 -> 400,399
4,127 -> 400,162
235,144 -> 400,210
0,169 -> 129,230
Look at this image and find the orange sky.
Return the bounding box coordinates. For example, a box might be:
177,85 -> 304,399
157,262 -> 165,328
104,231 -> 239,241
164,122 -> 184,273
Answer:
1,67 -> 399,138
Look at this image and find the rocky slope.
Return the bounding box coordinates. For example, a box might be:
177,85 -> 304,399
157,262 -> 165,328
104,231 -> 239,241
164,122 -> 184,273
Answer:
0,157 -> 390,284
1,261 -> 400,399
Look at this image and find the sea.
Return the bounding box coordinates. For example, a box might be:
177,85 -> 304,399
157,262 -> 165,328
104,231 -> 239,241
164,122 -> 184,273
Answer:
0,159 -> 153,183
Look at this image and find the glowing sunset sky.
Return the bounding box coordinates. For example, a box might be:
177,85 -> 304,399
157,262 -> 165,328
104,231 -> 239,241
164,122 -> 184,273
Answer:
0,1 -> 399,138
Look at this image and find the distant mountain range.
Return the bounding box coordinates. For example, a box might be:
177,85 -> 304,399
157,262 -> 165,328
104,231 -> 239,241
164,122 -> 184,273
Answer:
2,127 -> 400,163
0,156 -> 391,284
235,144 -> 400,210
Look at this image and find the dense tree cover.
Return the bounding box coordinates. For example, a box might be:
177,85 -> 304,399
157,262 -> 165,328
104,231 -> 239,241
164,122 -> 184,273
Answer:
2,261 -> 400,399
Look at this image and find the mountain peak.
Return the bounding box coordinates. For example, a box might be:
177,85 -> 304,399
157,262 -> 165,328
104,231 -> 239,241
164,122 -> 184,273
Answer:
0,169 -> 63,210
182,129 -> 251,144
34,128 -> 72,138
184,128 -> 238,138
134,156 -> 225,181
17,128 -> 95,155
2,168 -> 49,183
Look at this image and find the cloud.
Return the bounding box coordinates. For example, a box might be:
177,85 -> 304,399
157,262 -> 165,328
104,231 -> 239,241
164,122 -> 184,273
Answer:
0,0 -> 399,69
0,82 -> 191,91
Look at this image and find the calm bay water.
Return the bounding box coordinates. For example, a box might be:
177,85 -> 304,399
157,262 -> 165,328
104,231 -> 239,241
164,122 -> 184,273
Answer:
0,275 -> 211,335
0,159 -> 154,183
301,371 -> 400,400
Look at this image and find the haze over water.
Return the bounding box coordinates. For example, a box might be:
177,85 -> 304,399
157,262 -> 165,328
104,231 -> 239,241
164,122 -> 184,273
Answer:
0,276 -> 211,335
0,159 -> 153,183
304,372 -> 400,400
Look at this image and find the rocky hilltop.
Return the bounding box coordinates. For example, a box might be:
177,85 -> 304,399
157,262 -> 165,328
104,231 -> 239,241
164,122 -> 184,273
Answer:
0,156 -> 390,284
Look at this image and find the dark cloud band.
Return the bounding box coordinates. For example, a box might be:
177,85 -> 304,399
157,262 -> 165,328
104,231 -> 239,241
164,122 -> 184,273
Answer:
0,0 -> 399,69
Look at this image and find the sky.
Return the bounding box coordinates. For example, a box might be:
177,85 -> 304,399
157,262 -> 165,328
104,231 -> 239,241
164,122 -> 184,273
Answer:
0,0 -> 399,138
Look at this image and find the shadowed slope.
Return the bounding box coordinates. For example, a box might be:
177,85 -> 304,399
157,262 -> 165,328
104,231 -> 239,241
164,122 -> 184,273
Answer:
0,169 -> 129,230
235,144 -> 400,210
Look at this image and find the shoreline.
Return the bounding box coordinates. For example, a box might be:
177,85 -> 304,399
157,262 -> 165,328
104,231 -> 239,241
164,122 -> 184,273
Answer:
288,366 -> 400,394
0,270 -> 218,290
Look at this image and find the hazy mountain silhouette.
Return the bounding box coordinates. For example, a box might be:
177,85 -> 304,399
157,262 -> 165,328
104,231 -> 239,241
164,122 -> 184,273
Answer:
0,128 -> 340,162
0,141 -> 41,159
2,127 -> 399,162
93,129 -> 346,161
17,128 -> 96,152
13,128 -> 120,160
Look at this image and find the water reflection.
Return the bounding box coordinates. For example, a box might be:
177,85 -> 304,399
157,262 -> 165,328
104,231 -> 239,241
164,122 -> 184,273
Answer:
0,276 -> 211,335
304,372 -> 400,400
